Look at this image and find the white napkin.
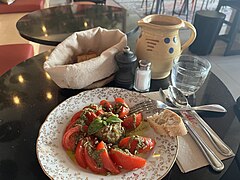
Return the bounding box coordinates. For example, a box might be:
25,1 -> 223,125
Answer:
44,27 -> 127,89
143,91 -> 235,173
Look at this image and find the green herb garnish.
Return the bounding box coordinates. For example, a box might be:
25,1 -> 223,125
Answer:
88,118 -> 104,135
105,115 -> 122,123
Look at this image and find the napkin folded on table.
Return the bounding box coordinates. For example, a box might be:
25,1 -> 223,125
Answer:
143,91 -> 235,173
44,27 -> 127,89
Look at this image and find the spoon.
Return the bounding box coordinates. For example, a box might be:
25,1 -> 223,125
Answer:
167,85 -> 234,157
168,85 -> 227,113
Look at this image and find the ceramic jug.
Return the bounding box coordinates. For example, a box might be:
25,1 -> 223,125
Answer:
136,14 -> 196,79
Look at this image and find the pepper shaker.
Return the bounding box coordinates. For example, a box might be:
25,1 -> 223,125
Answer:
114,46 -> 137,89
134,59 -> 151,92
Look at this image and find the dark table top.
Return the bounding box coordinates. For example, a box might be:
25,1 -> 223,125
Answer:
16,4 -> 140,46
0,50 -> 239,179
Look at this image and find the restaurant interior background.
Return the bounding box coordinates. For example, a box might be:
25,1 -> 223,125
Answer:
49,0 -> 240,100
2,0 -> 240,100
0,1 -> 239,179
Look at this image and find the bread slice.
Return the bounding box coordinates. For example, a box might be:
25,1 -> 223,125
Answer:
76,51 -> 97,63
147,109 -> 187,137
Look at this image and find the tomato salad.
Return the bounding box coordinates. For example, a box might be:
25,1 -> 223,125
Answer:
62,97 -> 156,175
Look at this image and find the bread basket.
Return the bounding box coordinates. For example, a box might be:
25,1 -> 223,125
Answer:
43,27 -> 127,89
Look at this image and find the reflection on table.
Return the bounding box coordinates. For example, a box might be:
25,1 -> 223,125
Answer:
16,4 -> 139,46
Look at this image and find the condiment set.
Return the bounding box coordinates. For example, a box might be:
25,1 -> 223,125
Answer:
114,46 -> 151,92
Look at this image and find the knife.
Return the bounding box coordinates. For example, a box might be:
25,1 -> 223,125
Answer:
183,119 -> 224,172
181,110 -> 234,157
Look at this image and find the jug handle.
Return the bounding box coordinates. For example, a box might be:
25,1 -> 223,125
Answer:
181,21 -> 197,52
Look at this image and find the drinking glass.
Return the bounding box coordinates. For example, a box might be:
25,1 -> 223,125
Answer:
171,55 -> 211,96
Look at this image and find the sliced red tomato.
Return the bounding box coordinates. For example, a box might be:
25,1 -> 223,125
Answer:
84,104 -> 98,110
109,148 -> 146,171
115,97 -> 126,104
121,112 -> 143,130
85,112 -> 97,125
114,97 -> 130,119
75,139 -> 87,169
100,100 -> 113,112
62,126 -> 81,151
96,109 -> 104,116
65,110 -> 83,132
84,140 -> 107,175
119,106 -> 130,119
96,141 -> 120,174
118,135 -> 156,154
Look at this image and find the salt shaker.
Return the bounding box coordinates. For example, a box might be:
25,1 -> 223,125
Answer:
134,60 -> 151,92
114,46 -> 137,89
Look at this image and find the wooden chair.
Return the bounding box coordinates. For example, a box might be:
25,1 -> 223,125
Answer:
0,44 -> 34,76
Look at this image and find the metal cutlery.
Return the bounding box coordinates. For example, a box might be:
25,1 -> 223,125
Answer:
184,119 -> 224,172
181,110 -> 234,157
167,85 -> 233,157
129,99 -> 227,115
167,85 -> 227,112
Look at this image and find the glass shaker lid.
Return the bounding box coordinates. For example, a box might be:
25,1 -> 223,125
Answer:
139,59 -> 151,70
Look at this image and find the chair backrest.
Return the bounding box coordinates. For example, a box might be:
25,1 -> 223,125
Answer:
0,0 -> 45,14
0,44 -> 34,75
74,1 -> 96,5
74,0 -> 105,4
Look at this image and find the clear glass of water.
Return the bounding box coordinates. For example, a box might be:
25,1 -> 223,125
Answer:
171,55 -> 211,96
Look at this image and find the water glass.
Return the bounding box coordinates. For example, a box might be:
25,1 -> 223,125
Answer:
171,55 -> 211,96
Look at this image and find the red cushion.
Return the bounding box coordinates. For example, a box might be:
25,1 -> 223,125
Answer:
0,0 -> 45,14
0,44 -> 34,75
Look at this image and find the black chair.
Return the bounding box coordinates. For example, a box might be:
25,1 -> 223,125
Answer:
172,0 -> 190,21
234,96 -> 240,121
73,0 -> 106,4
216,0 -> 240,55
141,0 -> 157,15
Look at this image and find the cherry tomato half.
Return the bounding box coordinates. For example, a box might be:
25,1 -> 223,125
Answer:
121,112 -> 143,130
96,141 -> 120,174
109,148 -> 146,171
118,135 -> 156,154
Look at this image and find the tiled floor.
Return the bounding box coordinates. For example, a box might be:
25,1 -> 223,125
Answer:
49,0 -> 240,100
205,53 -> 240,101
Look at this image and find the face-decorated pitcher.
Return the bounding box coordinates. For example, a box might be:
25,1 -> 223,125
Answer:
136,14 -> 196,79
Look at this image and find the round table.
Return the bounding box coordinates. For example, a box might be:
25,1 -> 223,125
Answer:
16,4 -> 139,46
0,50 -> 239,179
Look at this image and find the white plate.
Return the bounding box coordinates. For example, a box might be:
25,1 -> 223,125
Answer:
37,87 -> 178,179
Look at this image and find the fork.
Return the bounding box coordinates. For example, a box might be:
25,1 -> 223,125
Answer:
129,100 -> 227,114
